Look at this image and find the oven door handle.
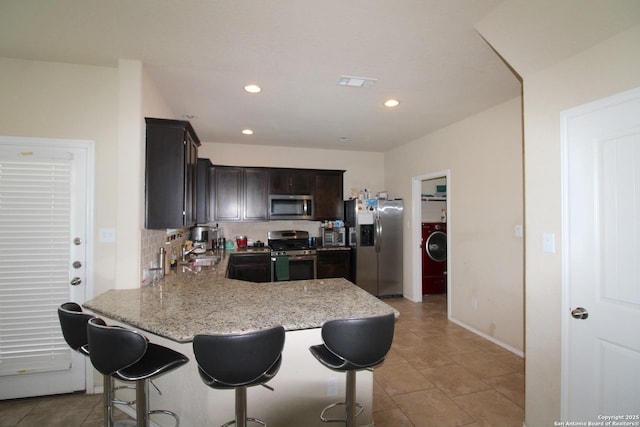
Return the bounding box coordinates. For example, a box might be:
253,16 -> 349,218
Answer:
272,255 -> 317,262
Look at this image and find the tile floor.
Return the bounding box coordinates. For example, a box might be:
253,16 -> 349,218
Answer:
0,294 -> 524,427
373,295 -> 525,427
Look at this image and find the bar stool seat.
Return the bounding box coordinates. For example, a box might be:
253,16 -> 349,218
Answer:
309,313 -> 395,427
193,326 -> 285,427
87,317 -> 189,427
57,302 -> 94,356
58,302 -> 137,426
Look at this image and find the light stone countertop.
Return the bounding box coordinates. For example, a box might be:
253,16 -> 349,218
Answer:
84,256 -> 398,343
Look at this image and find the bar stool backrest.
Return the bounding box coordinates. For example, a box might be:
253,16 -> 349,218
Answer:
86,317 -> 148,376
57,302 -> 95,355
322,313 -> 395,368
193,326 -> 285,387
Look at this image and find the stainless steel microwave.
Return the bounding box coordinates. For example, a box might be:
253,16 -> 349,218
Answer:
269,194 -> 313,220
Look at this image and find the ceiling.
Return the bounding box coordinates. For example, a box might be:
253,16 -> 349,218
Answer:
0,0 -> 523,152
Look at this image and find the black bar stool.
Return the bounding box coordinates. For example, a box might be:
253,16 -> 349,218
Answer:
192,326 -> 286,427
58,302 -> 135,426
86,317 -> 189,427
309,313 -> 395,427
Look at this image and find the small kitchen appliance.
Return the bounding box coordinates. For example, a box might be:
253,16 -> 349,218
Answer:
191,225 -> 219,250
321,227 -> 346,247
268,230 -> 317,281
235,235 -> 248,249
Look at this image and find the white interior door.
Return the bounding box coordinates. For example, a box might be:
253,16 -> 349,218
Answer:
0,137 -> 93,399
562,87 -> 640,420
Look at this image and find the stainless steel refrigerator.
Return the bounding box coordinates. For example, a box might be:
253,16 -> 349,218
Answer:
345,199 -> 403,297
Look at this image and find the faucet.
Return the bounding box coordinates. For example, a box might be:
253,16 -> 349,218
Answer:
181,244 -> 198,261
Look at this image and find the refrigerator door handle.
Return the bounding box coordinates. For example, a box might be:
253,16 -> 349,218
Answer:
375,216 -> 382,253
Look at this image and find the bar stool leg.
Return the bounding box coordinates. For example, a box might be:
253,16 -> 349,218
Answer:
103,376 -> 113,427
236,386 -> 247,427
345,371 -> 356,427
135,379 -> 149,427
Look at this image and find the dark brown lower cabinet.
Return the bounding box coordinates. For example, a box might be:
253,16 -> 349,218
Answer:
317,250 -> 351,280
227,253 -> 271,283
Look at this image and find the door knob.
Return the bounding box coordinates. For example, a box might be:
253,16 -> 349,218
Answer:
571,307 -> 589,319
70,277 -> 82,286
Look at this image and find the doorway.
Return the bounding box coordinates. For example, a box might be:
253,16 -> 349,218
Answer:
561,86 -> 640,418
0,136 -> 94,399
411,171 -> 450,310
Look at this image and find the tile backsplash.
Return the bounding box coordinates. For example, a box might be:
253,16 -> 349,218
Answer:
140,228 -> 187,281
214,220 -> 322,246
140,221 -> 322,283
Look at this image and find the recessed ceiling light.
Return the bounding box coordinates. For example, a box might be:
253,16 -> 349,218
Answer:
384,99 -> 400,108
244,84 -> 261,93
242,129 -> 254,135
337,76 -> 377,88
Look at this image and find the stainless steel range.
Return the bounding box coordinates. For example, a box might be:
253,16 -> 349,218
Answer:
268,230 -> 317,281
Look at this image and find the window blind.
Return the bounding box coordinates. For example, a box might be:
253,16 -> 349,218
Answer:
0,158 -> 72,376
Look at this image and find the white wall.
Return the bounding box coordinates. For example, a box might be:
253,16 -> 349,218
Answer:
522,26 -> 640,426
385,97 -> 525,352
478,5 -> 640,424
0,57 -> 119,298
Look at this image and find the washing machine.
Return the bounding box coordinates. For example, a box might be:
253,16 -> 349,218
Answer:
422,222 -> 447,295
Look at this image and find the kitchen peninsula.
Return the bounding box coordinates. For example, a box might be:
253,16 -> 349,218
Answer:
84,257 -> 397,427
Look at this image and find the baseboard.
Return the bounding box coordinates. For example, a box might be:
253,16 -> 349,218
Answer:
448,317 -> 525,358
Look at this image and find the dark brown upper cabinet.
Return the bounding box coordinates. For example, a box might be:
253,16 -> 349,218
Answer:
269,169 -> 313,195
211,166 -> 269,222
313,170 -> 344,220
196,158 -> 213,224
144,118 -> 200,229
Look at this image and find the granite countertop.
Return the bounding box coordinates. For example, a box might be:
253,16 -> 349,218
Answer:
84,260 -> 397,343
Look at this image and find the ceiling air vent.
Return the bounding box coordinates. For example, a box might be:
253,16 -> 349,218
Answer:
337,76 -> 377,88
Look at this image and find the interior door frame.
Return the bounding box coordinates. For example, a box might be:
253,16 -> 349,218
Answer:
411,169 -> 450,309
560,86 -> 640,418
0,136 -> 96,395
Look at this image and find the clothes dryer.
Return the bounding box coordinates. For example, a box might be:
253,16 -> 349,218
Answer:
422,222 -> 447,294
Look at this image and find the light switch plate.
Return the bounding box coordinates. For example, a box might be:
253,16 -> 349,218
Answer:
514,224 -> 523,238
99,228 -> 116,243
542,233 -> 555,253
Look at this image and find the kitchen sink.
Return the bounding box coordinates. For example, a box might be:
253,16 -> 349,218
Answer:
181,255 -> 219,266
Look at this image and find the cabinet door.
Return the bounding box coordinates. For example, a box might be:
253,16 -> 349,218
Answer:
145,125 -> 187,229
227,253 -> 271,282
212,167 -> 242,221
184,135 -> 199,227
269,170 -> 312,194
244,168 -> 269,221
317,250 -> 351,279
290,171 -> 313,194
314,171 -> 344,220
196,158 -> 212,224
145,118 -> 201,229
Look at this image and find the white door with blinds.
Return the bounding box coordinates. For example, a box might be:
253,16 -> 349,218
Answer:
0,137 -> 93,399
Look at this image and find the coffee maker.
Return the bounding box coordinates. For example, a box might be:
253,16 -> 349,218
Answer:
190,225 -> 219,250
